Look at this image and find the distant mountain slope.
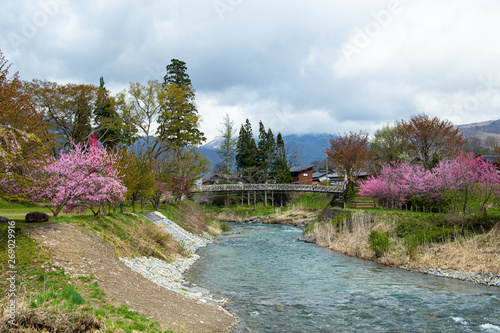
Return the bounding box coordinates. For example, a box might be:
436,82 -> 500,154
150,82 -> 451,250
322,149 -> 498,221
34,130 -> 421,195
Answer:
197,133 -> 332,167
457,119 -> 500,138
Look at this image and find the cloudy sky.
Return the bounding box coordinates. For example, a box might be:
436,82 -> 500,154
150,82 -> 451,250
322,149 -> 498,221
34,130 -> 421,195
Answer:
2,0 -> 500,141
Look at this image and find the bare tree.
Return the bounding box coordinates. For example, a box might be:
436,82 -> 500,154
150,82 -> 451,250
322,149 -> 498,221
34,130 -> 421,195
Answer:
398,114 -> 466,169
326,131 -> 372,198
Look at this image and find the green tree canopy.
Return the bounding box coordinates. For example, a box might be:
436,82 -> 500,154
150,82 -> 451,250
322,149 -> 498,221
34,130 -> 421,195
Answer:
94,76 -> 125,148
158,59 -> 205,150
236,119 -> 258,170
272,133 -> 292,183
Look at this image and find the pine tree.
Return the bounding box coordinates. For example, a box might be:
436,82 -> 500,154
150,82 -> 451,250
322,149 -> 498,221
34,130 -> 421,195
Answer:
158,59 -> 205,150
164,59 -> 192,87
272,133 -> 291,183
257,121 -> 276,174
235,119 -> 258,170
94,76 -> 122,148
257,121 -> 268,169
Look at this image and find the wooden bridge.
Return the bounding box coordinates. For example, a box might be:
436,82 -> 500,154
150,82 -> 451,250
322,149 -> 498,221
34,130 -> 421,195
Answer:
192,183 -> 345,194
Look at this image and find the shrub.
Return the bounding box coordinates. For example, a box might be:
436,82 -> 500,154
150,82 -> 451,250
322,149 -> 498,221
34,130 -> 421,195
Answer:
368,231 -> 391,257
219,221 -> 232,232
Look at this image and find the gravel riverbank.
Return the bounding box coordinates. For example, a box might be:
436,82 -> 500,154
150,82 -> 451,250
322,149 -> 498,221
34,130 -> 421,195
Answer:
399,266 -> 500,287
120,212 -> 226,307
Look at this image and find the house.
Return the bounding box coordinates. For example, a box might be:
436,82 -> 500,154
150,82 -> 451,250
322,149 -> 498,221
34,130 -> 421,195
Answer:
312,171 -> 328,184
206,173 -> 242,184
290,165 -> 313,185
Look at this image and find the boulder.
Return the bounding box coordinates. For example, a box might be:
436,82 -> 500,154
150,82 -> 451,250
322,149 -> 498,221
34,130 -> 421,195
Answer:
300,235 -> 317,244
0,216 -> 9,224
25,212 -> 50,223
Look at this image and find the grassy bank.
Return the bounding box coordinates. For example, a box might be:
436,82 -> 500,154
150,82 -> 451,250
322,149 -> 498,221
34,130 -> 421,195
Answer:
0,199 -> 224,332
0,222 -> 175,332
305,209 -> 500,276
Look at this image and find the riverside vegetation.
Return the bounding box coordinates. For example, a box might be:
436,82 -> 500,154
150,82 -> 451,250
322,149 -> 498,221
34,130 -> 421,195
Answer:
303,203 -> 500,286
0,199 -> 231,332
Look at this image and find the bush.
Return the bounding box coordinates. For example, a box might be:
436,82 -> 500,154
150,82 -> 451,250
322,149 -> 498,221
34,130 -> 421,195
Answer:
219,221 -> 232,232
368,231 -> 391,257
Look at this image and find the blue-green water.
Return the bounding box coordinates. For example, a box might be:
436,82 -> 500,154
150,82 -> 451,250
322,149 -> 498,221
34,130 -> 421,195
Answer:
186,223 -> 500,332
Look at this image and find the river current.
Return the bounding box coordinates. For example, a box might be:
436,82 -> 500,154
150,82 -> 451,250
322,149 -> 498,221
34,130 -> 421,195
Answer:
186,223 -> 500,332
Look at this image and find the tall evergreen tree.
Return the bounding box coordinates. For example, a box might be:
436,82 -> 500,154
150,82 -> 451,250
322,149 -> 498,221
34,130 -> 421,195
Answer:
257,121 -> 268,169
94,76 -> 122,148
235,119 -> 258,170
157,59 -> 205,151
272,133 -> 292,183
164,59 -> 191,87
256,121 -> 276,174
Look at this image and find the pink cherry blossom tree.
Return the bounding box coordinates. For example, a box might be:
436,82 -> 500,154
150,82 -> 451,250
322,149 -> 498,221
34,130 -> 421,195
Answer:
28,136 -> 127,217
433,152 -> 500,216
360,152 -> 500,215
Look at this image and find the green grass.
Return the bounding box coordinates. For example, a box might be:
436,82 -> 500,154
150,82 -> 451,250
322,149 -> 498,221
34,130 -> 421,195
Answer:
0,223 -> 179,332
368,230 -> 392,257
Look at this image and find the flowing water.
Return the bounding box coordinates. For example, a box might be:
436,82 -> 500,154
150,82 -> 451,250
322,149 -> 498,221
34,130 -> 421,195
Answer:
186,223 -> 500,332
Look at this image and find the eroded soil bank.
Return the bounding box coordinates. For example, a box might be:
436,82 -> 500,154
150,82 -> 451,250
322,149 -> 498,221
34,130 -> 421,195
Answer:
27,222 -> 236,333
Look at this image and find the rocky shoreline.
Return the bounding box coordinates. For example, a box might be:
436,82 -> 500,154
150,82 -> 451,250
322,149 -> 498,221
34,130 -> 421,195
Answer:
398,266 -> 500,287
120,212 -> 228,307
243,215 -> 309,228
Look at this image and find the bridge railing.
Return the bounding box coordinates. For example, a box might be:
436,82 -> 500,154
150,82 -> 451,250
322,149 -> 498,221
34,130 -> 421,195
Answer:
192,183 -> 345,194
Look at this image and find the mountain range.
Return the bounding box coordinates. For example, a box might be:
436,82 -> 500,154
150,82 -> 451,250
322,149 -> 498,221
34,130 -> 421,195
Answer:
456,119 -> 500,139
197,119 -> 500,168
196,133 -> 332,167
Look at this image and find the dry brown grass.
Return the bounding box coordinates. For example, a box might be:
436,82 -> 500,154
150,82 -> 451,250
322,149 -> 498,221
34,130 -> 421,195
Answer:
213,209 -> 247,222
410,224 -> 500,274
305,211 -> 500,275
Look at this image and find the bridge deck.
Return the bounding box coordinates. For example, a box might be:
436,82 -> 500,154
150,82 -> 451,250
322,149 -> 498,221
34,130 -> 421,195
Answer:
193,183 -> 345,193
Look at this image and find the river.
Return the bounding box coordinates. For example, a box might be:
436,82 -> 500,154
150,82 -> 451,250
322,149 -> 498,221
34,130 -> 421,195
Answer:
186,223 -> 500,332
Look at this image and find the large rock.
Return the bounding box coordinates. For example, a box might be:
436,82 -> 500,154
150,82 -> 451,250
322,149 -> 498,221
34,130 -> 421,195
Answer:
25,212 -> 50,223
0,216 -> 9,224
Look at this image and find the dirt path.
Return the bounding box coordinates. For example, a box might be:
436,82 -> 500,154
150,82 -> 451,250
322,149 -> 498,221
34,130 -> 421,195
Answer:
27,222 -> 236,333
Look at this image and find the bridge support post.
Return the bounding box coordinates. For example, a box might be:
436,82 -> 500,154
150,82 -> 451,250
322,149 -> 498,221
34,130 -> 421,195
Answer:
264,191 -> 267,207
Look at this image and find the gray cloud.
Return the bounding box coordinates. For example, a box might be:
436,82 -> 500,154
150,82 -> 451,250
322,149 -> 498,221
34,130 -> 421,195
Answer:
2,0 -> 500,140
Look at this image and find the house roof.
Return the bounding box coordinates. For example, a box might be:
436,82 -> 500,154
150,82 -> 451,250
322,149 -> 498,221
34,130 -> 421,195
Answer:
312,171 -> 328,179
290,165 -> 313,173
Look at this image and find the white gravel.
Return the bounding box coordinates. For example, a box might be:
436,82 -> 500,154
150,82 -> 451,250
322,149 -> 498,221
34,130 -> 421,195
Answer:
119,211 -> 224,305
